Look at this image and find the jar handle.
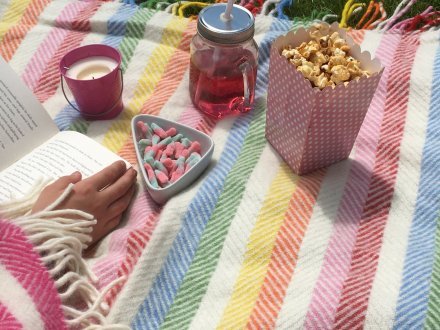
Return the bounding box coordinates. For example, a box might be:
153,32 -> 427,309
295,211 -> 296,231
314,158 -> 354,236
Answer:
239,60 -> 254,112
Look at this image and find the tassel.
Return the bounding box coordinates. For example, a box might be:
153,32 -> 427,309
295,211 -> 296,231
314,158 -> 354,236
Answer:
340,2 -> 365,28
261,0 -> 282,16
177,1 -> 208,18
407,12 -> 440,31
362,2 -> 381,29
391,7 -> 439,31
356,0 -> 374,28
140,0 -> 170,9
340,0 -> 354,28
348,3 -> 365,21
383,0 -> 417,30
0,178 -> 48,218
1,182 -> 130,329
322,14 -> 338,23
376,0 -> 418,31
368,2 -> 387,29
275,0 -> 293,20
376,0 -> 409,30
391,6 -> 432,30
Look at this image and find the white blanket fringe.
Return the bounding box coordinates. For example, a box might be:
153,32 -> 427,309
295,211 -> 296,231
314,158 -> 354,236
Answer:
0,181 -> 130,330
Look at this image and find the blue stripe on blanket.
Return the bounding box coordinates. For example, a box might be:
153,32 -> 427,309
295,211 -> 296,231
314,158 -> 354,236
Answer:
105,3 -> 138,48
393,36 -> 440,329
131,17 -> 293,329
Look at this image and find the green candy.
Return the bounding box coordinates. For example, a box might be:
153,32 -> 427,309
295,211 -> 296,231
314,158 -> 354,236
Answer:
158,136 -> 173,146
171,133 -> 184,142
143,155 -> 155,166
181,138 -> 192,148
185,152 -> 201,166
153,160 -> 169,176
152,134 -> 161,145
138,139 -> 152,154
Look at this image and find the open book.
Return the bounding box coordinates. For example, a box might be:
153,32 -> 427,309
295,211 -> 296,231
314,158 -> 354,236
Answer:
0,56 -> 126,202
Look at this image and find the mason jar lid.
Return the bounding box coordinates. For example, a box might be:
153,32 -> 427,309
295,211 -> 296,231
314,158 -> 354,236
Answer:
197,4 -> 255,44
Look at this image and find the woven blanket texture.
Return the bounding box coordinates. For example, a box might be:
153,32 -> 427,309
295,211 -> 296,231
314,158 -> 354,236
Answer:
0,0 -> 439,328
0,220 -> 66,329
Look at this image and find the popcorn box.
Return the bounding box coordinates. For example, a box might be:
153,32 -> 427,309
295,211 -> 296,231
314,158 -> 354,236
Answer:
266,22 -> 383,175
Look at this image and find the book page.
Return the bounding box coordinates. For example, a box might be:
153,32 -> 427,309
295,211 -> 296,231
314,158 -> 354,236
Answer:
0,56 -> 58,171
0,131 -> 129,202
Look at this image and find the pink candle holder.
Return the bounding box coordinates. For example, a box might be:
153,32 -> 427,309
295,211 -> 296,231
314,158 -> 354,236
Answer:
59,44 -> 124,120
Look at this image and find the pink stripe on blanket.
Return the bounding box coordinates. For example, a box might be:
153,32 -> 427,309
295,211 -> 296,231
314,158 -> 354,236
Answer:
332,31 -> 420,330
33,2 -> 101,103
178,104 -> 217,136
0,221 -> 66,330
93,190 -> 161,288
305,32 -> 404,328
179,105 -> 205,128
0,303 -> 22,330
21,1 -> 87,91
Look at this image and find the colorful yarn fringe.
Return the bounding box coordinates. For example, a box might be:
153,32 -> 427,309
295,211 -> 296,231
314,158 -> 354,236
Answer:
127,0 -> 439,31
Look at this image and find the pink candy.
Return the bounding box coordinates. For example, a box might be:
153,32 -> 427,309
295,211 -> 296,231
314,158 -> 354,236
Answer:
155,149 -> 163,161
137,121 -> 204,188
144,163 -> 158,188
166,127 -> 177,137
165,144 -> 175,157
187,141 -> 201,154
155,170 -> 169,186
181,149 -> 189,159
174,142 -> 184,158
162,158 -> 175,172
136,121 -> 148,137
170,167 -> 184,183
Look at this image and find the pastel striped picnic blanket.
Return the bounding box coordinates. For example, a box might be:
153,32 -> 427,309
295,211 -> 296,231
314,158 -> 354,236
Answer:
0,0 -> 439,328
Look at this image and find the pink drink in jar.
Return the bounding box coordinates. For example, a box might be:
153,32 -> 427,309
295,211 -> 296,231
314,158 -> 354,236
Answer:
189,4 -> 258,119
190,49 -> 257,118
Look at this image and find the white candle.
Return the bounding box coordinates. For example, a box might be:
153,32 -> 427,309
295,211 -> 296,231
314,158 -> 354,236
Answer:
66,56 -> 118,80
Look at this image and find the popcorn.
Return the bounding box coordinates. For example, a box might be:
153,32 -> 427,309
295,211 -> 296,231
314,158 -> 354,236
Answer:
313,73 -> 330,89
330,65 -> 350,84
266,22 -> 384,175
281,23 -> 370,89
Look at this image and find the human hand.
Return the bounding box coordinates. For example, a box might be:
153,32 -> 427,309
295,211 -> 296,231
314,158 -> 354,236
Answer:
31,161 -> 137,245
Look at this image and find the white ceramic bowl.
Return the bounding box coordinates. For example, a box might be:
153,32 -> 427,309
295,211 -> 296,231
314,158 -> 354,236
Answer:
131,114 -> 214,204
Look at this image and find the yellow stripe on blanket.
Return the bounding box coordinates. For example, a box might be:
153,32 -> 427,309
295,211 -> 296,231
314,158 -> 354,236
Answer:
102,15 -> 189,153
0,0 -> 32,42
218,163 -> 299,329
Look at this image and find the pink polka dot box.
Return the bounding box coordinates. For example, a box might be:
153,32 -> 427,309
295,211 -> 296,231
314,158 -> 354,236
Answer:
266,22 -> 384,175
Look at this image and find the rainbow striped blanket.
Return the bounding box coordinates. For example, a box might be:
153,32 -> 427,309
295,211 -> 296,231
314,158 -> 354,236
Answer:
0,0 -> 439,328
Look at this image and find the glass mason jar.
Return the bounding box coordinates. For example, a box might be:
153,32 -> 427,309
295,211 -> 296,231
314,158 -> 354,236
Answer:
189,4 -> 259,119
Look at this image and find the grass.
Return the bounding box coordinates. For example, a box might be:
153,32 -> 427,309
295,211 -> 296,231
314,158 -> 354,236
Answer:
286,0 -> 436,22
